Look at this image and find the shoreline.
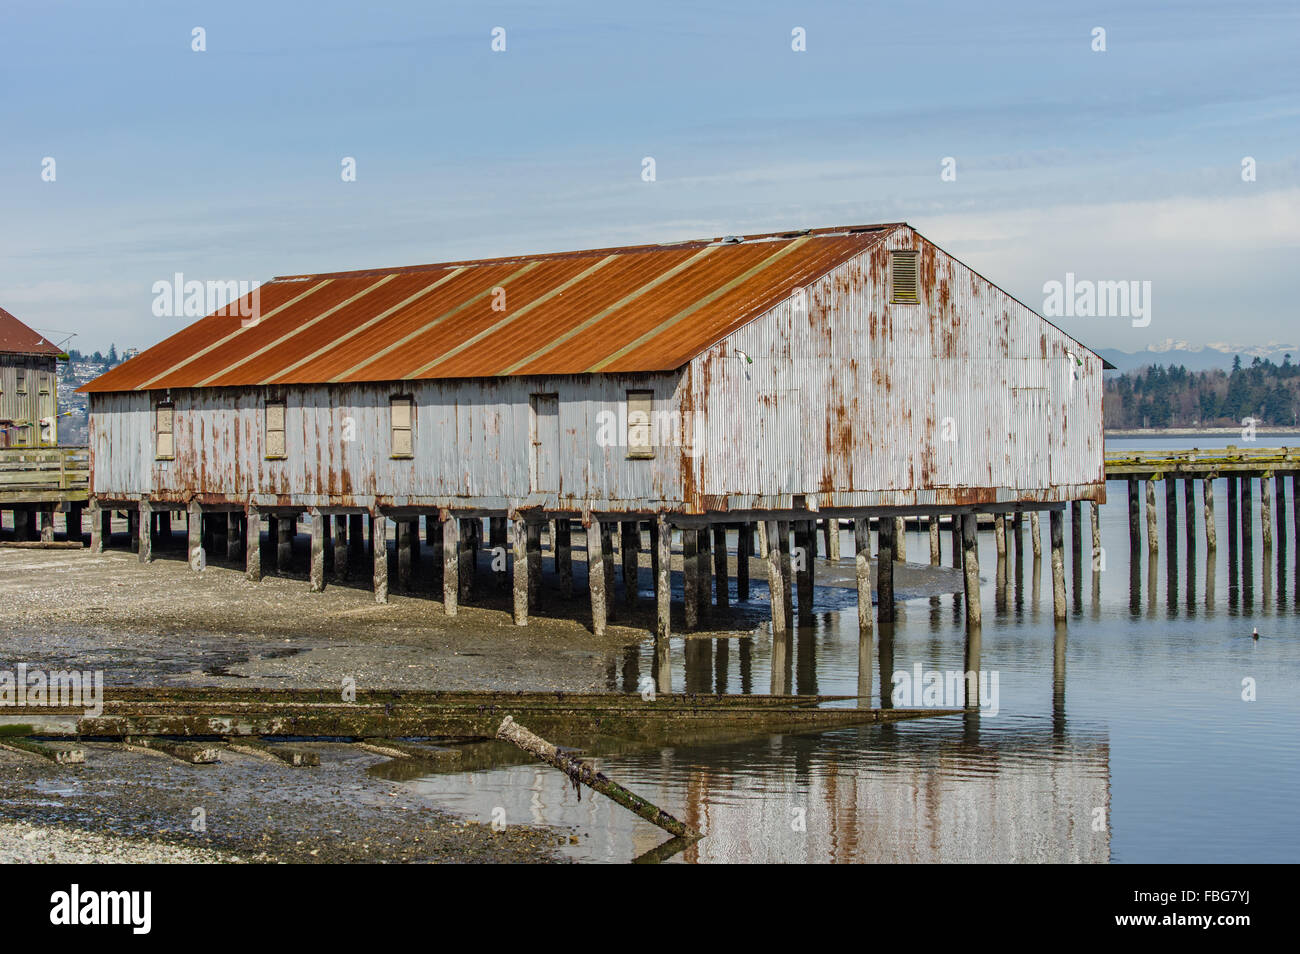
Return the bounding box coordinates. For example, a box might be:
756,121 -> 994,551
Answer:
1105,427 -> 1300,438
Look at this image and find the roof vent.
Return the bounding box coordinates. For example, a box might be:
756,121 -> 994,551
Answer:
720,235 -> 744,244
890,251 -> 919,304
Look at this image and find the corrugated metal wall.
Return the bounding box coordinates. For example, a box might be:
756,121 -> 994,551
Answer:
90,372 -> 687,509
690,226 -> 1105,509
0,355 -> 59,447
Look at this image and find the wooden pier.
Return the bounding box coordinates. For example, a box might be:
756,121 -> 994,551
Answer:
0,446 -> 89,543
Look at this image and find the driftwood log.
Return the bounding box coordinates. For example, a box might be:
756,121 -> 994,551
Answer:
496,715 -> 701,841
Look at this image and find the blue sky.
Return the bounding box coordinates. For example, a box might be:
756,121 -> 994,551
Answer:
1,0 -> 1297,355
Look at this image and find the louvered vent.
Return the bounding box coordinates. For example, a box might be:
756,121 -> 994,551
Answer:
891,251 -> 919,303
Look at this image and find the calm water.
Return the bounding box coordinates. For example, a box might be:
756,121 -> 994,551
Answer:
395,434 -> 1300,863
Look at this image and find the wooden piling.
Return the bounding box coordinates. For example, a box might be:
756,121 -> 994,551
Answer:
587,520 -> 607,637
1145,478 -> 1159,556
601,522 -> 618,619
1071,500 -> 1083,573
683,526 -> 699,631
655,514 -> 671,641
137,499 -> 152,563
894,516 -> 906,562
487,516 -> 506,590
961,513 -> 981,630
765,519 -> 787,637
65,504 -> 82,546
277,516 -> 294,571
952,515 -> 962,568
527,520 -> 542,610
396,518 -> 412,592
310,510 -> 327,593
994,514 -> 1006,559
1184,479 -> 1195,553
1241,475 -> 1253,554
1204,476 -> 1217,552
736,523 -> 752,601
696,527 -> 711,620
1050,509 -> 1067,622
1261,473 -> 1273,551
1090,502 -> 1101,572
371,511 -> 387,603
245,506 -> 261,581
795,520 -> 813,624
128,508 -> 139,553
623,521 -> 640,608
757,520 -> 768,558
226,512 -> 243,563
778,521 -> 793,629
1127,478 -> 1140,555
1031,510 -> 1042,560
512,516 -> 528,625
929,515 -> 940,566
458,518 -> 475,603
187,501 -> 201,569
877,516 -> 895,623
828,517 -> 841,563
1227,475 -> 1239,551
855,519 -> 874,703
442,513 -> 459,616
89,500 -> 103,552
556,519 -> 572,598
1164,479 -> 1178,556
1275,473 -> 1287,552
332,515 -> 348,580
711,523 -> 729,610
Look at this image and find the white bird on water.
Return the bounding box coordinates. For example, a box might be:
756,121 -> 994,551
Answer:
1252,627 -> 1259,640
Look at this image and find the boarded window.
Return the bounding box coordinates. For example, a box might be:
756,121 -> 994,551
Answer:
38,374 -> 50,395
265,399 -> 286,459
627,390 -> 654,459
155,402 -> 175,459
890,251 -> 919,303
391,396 -> 414,458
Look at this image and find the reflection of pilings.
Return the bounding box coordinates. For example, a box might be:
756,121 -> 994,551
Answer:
877,622 -> 895,710
1052,622 -> 1067,738
795,621 -> 817,696
1050,510 -> 1067,622
855,520 -> 874,706
715,638 -> 729,695
963,612 -> 982,712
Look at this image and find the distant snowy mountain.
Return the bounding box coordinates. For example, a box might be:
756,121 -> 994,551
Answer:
1098,339 -> 1299,372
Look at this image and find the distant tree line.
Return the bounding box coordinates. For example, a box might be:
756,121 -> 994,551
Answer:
64,345 -> 123,366
1105,356 -> 1300,428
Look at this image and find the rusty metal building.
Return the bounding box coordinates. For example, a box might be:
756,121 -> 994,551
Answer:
82,223 -> 1107,645
1,306 -> 62,449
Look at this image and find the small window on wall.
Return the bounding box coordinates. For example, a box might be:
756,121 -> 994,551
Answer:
265,399 -> 286,459
890,250 -> 919,304
391,396 -> 414,458
627,390 -> 654,459
15,370 -> 26,394
155,402 -> 175,460
38,374 -> 50,395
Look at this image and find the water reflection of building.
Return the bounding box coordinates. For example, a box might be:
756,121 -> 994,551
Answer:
400,724 -> 1110,864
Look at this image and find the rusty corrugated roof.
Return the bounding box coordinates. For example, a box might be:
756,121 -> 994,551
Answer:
0,306 -> 63,356
81,225 -> 899,392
